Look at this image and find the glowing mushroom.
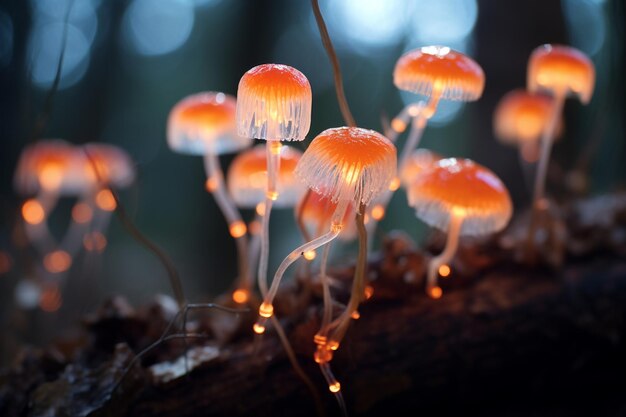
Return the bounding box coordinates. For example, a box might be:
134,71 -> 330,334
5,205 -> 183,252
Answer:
236,64 -> 312,298
407,158 -> 512,298
526,45 -> 595,212
168,91 -> 251,298
494,89 -> 562,164
253,126 -> 395,395
226,144 -> 305,303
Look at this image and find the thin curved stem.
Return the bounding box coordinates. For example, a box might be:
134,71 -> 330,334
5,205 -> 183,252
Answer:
310,0 -> 355,127
427,210 -> 464,296
527,92 -> 566,252
319,362 -> 347,417
204,153 -> 250,295
255,200 -> 348,333
248,212 -> 262,287
328,203 -> 367,346
318,242 -> 334,338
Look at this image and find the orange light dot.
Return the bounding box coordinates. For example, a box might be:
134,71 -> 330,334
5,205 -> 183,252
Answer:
232,288 -> 249,304
266,190 -> 279,201
351,310 -> 360,320
72,202 -> 93,224
43,250 -> 72,273
253,323 -> 265,334
269,141 -> 282,155
429,286 -> 443,299
229,221 -> 247,238
0,251 -> 12,274
259,302 -> 274,318
313,334 -> 327,346
371,205 -> 385,221
256,202 -> 266,216
40,286 -> 62,312
249,220 -> 261,235
95,189 -> 116,211
364,285 -> 374,300
303,250 -> 316,261
329,382 -> 341,393
328,340 -> 339,351
391,118 -> 407,133
83,232 -> 107,252
22,199 -> 45,225
438,264 -> 451,278
388,177 -> 401,191
205,177 -> 219,193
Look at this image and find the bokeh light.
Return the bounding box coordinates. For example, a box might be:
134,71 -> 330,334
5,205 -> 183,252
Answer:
122,0 -> 195,56
562,0 -> 606,57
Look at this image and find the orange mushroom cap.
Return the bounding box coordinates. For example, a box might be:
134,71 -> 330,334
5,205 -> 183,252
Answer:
236,64 -> 312,141
408,158 -> 512,236
168,92 -> 248,155
493,90 -> 563,145
14,140 -> 89,195
83,143 -> 135,188
227,144 -> 305,208
400,149 -> 441,187
295,127 -> 396,207
297,191 -> 357,241
394,46 -> 485,101
527,44 -> 595,104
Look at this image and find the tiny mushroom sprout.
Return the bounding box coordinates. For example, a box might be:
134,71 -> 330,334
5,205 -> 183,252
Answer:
526,45 -> 595,212
494,89 -> 561,164
168,91 -> 251,301
236,64 -> 312,298
226,144 -> 305,303
408,158 -> 512,299
253,126 -> 396,395
369,46 -> 484,233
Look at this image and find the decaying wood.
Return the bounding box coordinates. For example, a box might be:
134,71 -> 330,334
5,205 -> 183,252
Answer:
2,194 -> 626,417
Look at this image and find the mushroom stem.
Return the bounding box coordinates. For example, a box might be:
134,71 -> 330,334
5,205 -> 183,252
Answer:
532,92 -> 565,206
258,141 -> 282,296
529,92 -> 565,236
253,198 -> 349,333
427,209 -> 464,298
247,212 -> 262,288
397,108 -> 428,173
318,242 -> 334,339
327,203 -> 367,347
319,362 -> 347,416
203,152 -> 250,296
295,189 -> 313,278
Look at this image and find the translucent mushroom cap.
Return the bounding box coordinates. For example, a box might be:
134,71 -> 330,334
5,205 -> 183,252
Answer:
527,44 -> 595,104
236,64 -> 312,141
494,90 -> 562,145
407,158 -> 512,236
295,127 -> 397,207
83,143 -> 136,189
298,191 -> 357,241
14,140 -> 90,196
167,92 -> 248,155
393,46 -> 485,101
227,144 -> 305,208
400,149 -> 441,187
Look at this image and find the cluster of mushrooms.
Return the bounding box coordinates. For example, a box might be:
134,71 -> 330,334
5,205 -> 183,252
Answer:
15,43 -> 595,403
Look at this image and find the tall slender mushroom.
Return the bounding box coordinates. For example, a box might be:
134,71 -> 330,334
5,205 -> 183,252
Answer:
168,92 -> 251,296
407,158 -> 512,298
526,45 -> 595,216
236,64 -> 312,297
369,46 -> 485,230
226,144 -> 305,303
253,126 -> 396,396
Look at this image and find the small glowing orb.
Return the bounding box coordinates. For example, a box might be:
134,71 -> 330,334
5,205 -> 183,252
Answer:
22,199 -> 45,225
232,288 -> 249,304
43,250 -> 72,273
253,323 -> 265,334
303,250 -> 316,261
72,202 -> 93,224
259,302 -> 274,318
205,177 -> 218,192
95,189 -> 116,211
364,285 -> 374,300
351,310 -> 360,320
229,221 -> 247,238
438,264 -> 451,277
329,382 -> 341,393
391,118 -> 407,133
371,205 -> 385,221
255,202 -> 266,216
429,286 -> 443,299
388,177 -> 401,191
